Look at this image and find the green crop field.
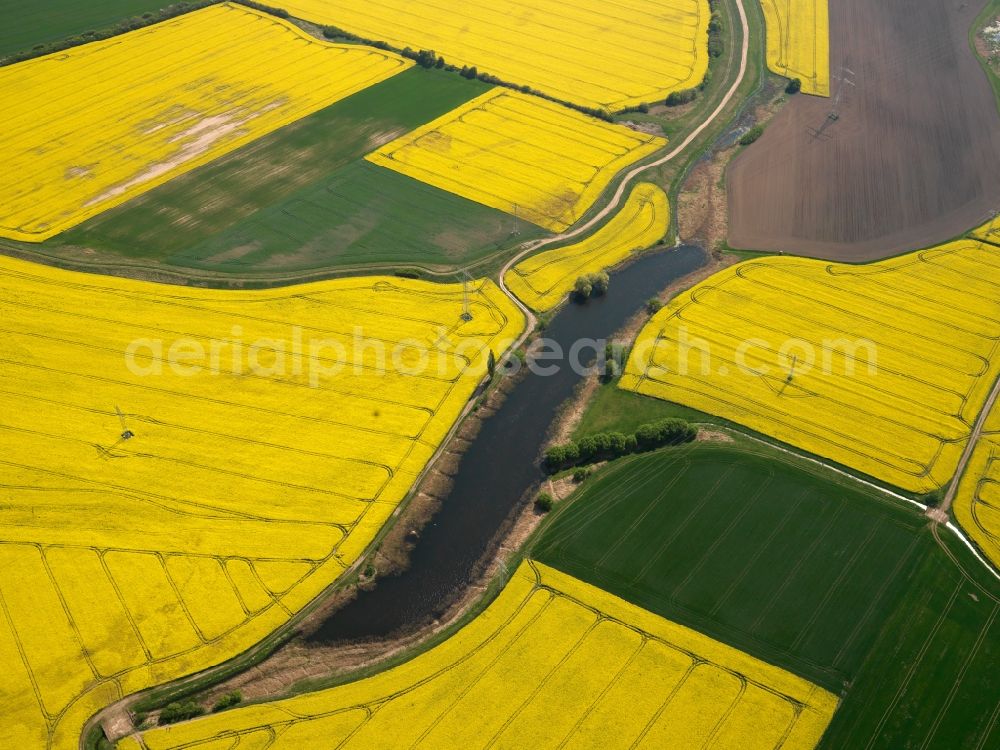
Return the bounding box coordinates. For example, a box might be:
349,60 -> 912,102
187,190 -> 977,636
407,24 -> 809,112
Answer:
533,443 -> 1000,747
820,530 -> 1000,749
159,160 -> 538,273
573,382 -> 708,438
534,444 -> 924,690
0,0 -> 169,58
34,67 -> 542,275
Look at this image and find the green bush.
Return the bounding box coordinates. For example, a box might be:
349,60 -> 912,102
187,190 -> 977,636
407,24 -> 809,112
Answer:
665,88 -> 697,106
213,691 -> 243,713
707,12 -> 723,57
602,342 -> 628,382
786,78 -> 802,94
635,418 -> 697,449
739,125 -> 764,146
535,492 -> 554,512
159,701 -> 205,726
413,49 -> 440,68
921,487 -> 946,508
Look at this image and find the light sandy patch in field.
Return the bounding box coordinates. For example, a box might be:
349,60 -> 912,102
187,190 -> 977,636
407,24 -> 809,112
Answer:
0,3 -> 411,242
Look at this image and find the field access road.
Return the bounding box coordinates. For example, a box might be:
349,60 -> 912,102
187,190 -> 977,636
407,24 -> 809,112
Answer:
939,374 -> 1000,515
498,0 -> 750,344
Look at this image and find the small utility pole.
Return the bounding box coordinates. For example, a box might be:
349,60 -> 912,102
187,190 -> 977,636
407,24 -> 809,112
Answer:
497,558 -> 509,589
786,354 -> 798,383
460,271 -> 473,322
828,66 -> 855,121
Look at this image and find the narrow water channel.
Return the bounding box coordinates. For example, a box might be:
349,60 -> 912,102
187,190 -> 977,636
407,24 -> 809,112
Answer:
309,245 -> 707,642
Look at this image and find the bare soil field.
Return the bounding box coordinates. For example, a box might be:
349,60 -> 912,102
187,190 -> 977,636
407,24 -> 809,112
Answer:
729,0 -> 1000,260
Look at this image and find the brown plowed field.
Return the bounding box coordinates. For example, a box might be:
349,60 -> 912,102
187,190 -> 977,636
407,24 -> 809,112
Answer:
728,0 -> 1000,261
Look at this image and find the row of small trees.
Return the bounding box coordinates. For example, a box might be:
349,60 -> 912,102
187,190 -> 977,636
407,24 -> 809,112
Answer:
544,418 -> 697,472
665,2 -> 722,108
315,34 -> 615,122
156,691 -> 242,726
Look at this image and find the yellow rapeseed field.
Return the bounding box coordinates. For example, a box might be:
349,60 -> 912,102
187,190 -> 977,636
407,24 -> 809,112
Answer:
505,183 -> 669,312
367,89 -> 667,233
971,215 -> 1000,245
278,0 -> 710,111
124,561 -> 837,750
0,254 -> 523,749
621,241 -> 1000,493
0,3 -> 410,243
954,405 -> 1000,568
759,0 -> 829,96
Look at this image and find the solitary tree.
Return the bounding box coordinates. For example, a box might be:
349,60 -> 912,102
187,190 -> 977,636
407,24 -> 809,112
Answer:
591,271 -> 610,296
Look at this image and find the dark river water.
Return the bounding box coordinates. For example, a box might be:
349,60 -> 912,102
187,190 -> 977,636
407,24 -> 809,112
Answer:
309,245 -> 707,642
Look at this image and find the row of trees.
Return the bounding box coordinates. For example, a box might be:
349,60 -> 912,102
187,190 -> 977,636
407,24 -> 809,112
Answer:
316,30 -> 616,122
157,691 -> 243,726
707,7 -> 724,58
544,417 -> 697,472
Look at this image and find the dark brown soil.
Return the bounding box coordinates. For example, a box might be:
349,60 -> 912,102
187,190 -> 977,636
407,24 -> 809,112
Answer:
728,0 -> 1000,260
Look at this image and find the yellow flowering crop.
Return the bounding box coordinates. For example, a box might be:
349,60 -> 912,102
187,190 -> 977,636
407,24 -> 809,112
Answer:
0,254 -> 523,748
759,0 -> 829,96
367,89 -> 667,232
279,0 -> 709,111
971,216 -> 1000,245
0,3 -> 410,243
125,560 -> 836,750
622,241 -> 1000,493
505,183 -> 669,312
954,405 -> 1000,568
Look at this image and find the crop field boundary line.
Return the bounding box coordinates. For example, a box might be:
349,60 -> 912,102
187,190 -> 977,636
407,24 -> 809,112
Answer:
713,423 -> 1000,585
945,522 -> 1000,584
627,247 -> 1000,492
712,426 -> 923,510
121,562 -> 822,749
73,278 -> 524,749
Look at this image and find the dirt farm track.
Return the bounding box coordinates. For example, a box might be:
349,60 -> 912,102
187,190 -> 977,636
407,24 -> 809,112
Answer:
729,0 -> 1000,261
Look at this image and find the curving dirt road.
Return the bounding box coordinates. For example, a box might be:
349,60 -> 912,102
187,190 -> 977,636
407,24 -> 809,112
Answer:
498,0 -> 751,336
